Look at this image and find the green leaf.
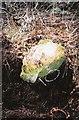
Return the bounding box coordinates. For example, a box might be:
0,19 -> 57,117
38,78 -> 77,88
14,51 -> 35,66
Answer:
51,7 -> 61,13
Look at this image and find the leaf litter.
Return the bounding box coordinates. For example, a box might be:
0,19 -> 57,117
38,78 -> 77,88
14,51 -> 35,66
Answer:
2,2 -> 79,119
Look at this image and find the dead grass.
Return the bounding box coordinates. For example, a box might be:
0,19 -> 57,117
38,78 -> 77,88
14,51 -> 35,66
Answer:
2,2 -> 79,119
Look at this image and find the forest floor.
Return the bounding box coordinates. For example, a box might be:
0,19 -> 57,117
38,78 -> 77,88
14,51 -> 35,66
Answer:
1,2 -> 79,120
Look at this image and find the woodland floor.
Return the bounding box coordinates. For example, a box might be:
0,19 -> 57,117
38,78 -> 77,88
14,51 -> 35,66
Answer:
1,2 -> 79,120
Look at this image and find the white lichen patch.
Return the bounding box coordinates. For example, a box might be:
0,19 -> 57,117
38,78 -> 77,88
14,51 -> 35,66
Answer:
27,41 -> 57,61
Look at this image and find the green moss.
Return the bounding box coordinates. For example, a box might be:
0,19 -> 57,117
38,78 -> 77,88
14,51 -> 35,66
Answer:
57,44 -> 64,51
39,56 -> 65,77
38,39 -> 52,44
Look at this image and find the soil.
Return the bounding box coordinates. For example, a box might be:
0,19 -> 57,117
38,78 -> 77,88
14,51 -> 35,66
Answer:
2,2 -> 79,120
